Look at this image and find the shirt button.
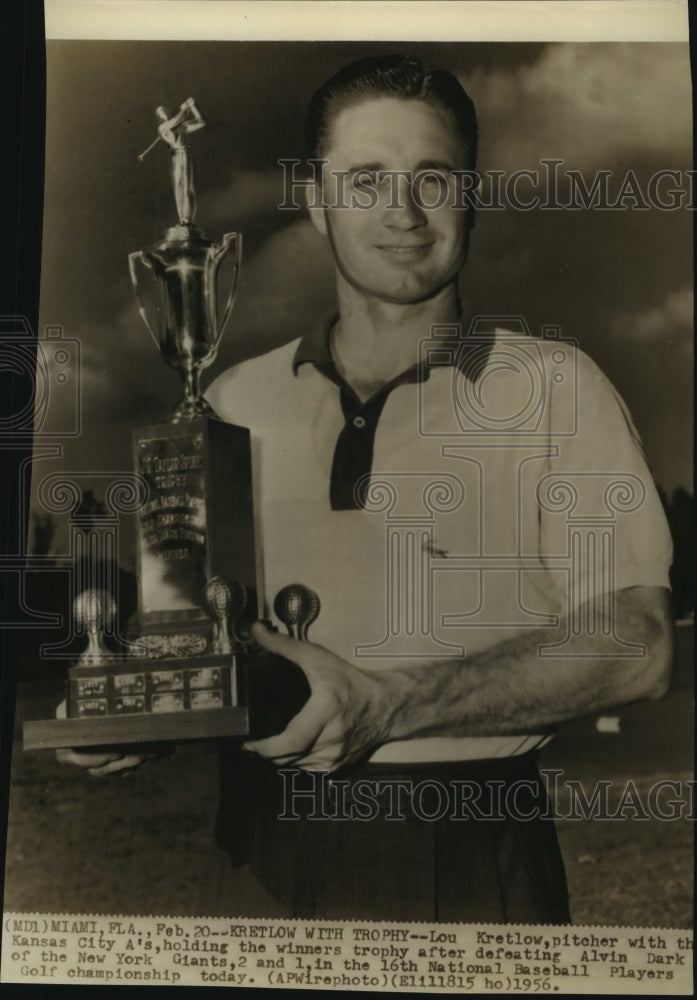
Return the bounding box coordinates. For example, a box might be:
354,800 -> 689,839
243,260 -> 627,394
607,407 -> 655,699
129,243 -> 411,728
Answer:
353,416 -> 366,429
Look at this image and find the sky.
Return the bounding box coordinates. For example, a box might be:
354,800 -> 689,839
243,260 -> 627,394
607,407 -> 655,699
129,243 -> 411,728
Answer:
32,39 -> 693,556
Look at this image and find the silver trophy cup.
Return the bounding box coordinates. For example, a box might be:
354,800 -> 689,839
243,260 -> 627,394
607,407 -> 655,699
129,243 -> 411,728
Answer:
129,98 -> 241,421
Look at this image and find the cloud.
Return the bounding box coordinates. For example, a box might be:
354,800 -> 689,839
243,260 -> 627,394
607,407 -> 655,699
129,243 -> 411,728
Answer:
612,285 -> 693,347
200,168 -> 287,230
460,43 -> 692,172
605,284 -> 692,493
215,218 -> 336,364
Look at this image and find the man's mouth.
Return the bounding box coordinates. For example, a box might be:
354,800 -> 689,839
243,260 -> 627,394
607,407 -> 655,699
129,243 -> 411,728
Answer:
375,243 -> 433,256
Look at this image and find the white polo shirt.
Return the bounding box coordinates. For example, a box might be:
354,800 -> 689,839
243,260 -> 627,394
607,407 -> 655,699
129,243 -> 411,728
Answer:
207,321 -> 672,764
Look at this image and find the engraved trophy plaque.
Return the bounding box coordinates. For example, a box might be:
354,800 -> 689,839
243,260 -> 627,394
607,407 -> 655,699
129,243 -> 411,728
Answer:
24,100 -> 314,750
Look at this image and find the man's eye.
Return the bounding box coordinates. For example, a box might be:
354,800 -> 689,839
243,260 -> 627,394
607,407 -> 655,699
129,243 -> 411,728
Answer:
414,170 -> 450,189
353,170 -> 380,189
411,171 -> 451,207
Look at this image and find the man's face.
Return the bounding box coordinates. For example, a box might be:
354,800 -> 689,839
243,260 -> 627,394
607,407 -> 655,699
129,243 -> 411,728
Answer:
310,97 -> 473,305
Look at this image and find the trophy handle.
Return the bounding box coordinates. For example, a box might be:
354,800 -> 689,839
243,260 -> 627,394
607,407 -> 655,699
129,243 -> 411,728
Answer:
215,233 -> 242,339
128,250 -> 161,352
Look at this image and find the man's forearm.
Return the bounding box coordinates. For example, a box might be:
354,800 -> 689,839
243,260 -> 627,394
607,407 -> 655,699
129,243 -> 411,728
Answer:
244,586 -> 673,772
377,586 -> 674,743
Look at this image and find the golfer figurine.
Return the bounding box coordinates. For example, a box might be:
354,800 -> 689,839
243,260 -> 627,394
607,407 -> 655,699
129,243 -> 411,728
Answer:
139,97 -> 206,226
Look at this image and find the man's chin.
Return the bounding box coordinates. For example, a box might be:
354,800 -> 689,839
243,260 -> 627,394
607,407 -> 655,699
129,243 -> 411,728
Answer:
336,263 -> 458,307
366,281 -> 452,307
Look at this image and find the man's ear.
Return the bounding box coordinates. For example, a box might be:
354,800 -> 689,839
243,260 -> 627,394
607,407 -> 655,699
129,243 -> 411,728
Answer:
305,181 -> 328,236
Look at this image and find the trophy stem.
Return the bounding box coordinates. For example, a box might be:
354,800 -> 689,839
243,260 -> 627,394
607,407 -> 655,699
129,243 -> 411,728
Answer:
184,368 -> 198,407
173,367 -> 215,422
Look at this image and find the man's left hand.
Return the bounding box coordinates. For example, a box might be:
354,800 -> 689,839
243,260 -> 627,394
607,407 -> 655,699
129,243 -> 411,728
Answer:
241,622 -> 390,772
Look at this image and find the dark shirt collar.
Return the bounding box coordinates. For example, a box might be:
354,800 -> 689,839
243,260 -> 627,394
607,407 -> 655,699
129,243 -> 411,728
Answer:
292,314 -> 336,374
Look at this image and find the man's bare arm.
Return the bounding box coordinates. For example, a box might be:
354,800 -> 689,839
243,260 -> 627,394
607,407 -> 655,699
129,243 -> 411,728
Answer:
244,585 -> 673,771
380,585 -> 672,741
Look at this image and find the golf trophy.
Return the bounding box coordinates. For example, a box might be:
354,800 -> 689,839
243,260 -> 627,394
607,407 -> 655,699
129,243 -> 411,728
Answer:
24,99 -> 314,750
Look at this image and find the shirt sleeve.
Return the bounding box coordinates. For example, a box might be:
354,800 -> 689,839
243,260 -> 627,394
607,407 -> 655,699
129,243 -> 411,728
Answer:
539,345 -> 673,609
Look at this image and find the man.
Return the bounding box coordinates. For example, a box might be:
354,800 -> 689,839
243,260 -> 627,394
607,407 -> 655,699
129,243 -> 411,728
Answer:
208,54 -> 673,922
63,55 -> 674,924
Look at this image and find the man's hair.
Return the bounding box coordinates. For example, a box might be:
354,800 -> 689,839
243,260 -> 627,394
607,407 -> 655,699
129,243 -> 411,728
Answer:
306,54 -> 478,167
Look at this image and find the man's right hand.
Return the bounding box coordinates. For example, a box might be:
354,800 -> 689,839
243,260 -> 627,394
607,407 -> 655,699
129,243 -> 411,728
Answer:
54,700 -> 168,777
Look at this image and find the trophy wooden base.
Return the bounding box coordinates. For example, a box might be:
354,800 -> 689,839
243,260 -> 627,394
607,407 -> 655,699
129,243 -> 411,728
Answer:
23,706 -> 249,750
23,645 -> 249,751
22,649 -> 312,751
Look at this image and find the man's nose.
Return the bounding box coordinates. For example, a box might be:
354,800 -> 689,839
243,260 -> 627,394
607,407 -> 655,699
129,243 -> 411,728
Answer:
383,173 -> 426,229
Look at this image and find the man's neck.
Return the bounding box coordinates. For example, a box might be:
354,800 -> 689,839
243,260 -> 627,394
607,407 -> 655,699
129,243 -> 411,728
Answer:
331,281 -> 461,402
